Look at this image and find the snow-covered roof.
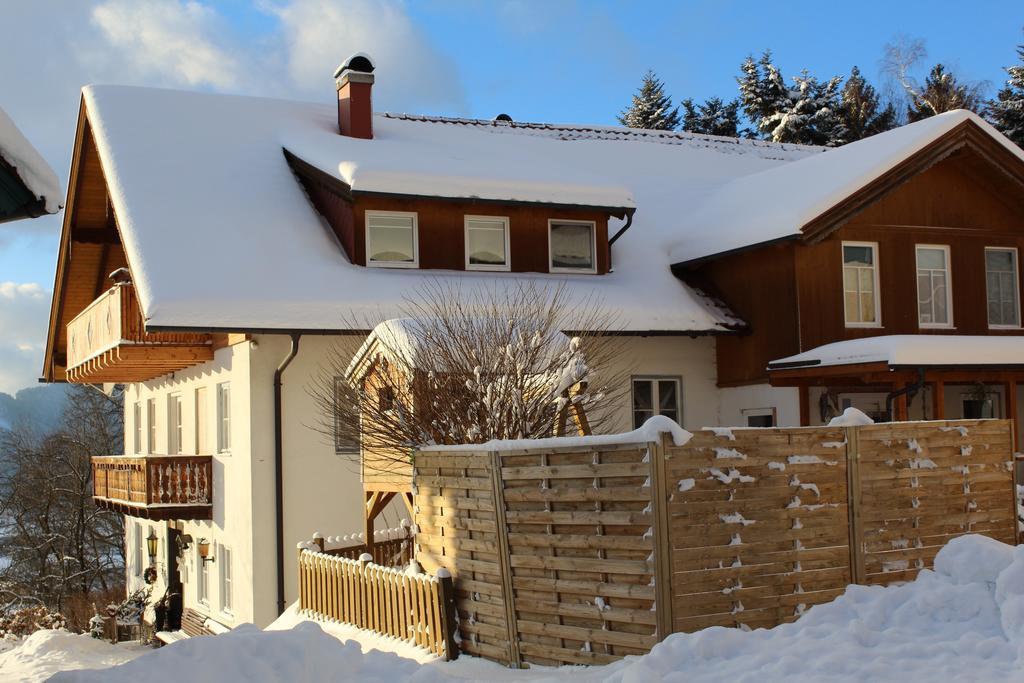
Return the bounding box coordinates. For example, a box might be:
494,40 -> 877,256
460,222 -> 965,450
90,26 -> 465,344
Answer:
82,85 -> 821,333
0,106 -> 62,215
669,111 -> 1021,264
769,335 -> 1024,370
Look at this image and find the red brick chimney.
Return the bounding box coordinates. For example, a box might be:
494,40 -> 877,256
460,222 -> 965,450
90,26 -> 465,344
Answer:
334,53 -> 375,139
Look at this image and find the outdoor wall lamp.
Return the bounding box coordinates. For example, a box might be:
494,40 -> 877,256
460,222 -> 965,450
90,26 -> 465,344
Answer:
197,538 -> 215,564
146,529 -> 159,564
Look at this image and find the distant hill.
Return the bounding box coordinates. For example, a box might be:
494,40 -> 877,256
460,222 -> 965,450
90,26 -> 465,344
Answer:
0,384 -> 69,435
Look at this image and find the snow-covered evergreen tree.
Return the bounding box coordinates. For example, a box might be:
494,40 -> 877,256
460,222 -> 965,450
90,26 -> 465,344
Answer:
681,97 -> 742,137
839,66 -> 897,141
618,70 -> 681,130
988,45 -> 1024,147
738,51 -> 846,146
906,64 -> 983,122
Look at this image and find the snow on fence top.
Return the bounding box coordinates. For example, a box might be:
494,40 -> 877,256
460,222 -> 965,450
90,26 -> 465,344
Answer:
0,106 -> 62,214
80,84 -> 815,333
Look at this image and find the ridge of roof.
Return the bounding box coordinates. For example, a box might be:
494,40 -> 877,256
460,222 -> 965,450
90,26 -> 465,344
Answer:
379,112 -> 826,161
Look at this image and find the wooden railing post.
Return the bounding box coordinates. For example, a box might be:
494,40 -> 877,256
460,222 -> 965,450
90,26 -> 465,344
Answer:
436,568 -> 459,661
845,426 -> 866,584
487,450 -> 521,669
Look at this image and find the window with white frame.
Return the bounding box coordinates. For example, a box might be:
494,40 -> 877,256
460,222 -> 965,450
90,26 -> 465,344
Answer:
986,247 -> 1021,328
549,220 -> 596,273
133,402 -> 142,455
464,216 -> 510,271
219,545 -> 233,613
742,407 -> 776,428
631,377 -> 681,429
842,242 -> 880,326
217,383 -> 231,453
197,546 -> 209,605
916,245 -> 952,327
147,398 -> 157,453
133,521 -> 142,576
168,394 -> 183,455
195,387 -> 208,454
333,377 -> 360,455
366,211 -> 418,267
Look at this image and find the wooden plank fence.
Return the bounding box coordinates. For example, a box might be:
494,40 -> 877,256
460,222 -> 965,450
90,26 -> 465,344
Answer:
412,419 -> 1017,669
297,549 -> 458,660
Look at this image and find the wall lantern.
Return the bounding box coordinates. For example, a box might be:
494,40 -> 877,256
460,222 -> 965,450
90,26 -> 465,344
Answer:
197,538 -> 215,564
146,529 -> 159,564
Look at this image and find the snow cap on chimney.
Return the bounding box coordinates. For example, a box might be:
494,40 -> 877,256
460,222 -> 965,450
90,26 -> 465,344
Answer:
335,52 -> 375,139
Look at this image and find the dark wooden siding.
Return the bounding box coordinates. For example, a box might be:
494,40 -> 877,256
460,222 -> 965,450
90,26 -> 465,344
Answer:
354,196 -> 611,274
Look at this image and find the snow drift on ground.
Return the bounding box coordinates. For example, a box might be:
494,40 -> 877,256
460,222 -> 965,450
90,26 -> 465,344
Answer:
0,630 -> 145,682
22,535 -> 1024,682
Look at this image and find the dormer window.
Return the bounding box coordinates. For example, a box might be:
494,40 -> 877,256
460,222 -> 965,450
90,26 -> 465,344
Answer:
549,220 -> 596,273
366,211 -> 418,268
465,216 -> 510,271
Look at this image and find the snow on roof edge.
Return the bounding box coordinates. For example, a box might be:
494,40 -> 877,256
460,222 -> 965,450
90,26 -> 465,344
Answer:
0,105 -> 62,214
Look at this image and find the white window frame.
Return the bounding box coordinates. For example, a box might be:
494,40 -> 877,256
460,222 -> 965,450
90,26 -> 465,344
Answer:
741,407 -> 777,428
219,544 -> 233,614
197,545 -> 210,606
217,382 -> 231,454
630,376 -> 683,429
985,247 -> 1022,329
195,387 -> 208,454
365,210 -> 419,268
464,215 -> 511,272
147,398 -> 157,454
168,393 -> 183,455
842,241 -> 882,328
132,402 -> 142,455
915,244 -> 953,329
548,219 -> 598,274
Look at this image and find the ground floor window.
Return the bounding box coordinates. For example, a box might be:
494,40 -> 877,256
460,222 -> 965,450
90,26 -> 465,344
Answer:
219,545 -> 232,614
631,377 -> 681,428
197,546 -> 210,605
742,407 -> 776,428
962,397 -> 997,419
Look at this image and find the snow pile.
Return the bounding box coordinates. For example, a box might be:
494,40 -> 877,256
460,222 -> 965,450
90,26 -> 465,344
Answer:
0,105 -> 62,213
827,407 -> 874,427
20,535 -> 1024,682
0,630 -> 145,683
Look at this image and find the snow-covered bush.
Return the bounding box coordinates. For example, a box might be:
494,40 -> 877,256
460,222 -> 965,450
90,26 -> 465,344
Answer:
113,587 -> 151,626
0,605 -> 67,637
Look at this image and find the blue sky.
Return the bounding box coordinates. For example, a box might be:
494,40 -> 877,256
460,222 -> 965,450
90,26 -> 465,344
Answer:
0,0 -> 1020,392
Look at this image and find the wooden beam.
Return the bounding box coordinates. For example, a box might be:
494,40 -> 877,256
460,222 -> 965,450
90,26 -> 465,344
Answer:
1006,381 -> 1019,451
893,383 -> 909,421
798,386 -> 810,426
931,379 -> 945,420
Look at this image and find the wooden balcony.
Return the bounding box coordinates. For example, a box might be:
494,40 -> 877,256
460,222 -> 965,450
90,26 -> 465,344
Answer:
66,283 -> 213,383
92,454 -> 213,520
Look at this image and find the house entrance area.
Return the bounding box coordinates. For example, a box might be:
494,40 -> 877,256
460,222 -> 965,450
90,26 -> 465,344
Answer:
767,335 -> 1024,449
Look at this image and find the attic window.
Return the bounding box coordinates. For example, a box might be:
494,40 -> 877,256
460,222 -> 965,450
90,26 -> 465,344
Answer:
465,216 -> 510,271
366,211 -> 418,268
549,220 -> 596,273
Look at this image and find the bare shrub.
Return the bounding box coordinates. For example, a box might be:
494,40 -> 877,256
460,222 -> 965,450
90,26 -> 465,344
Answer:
310,281 -> 630,475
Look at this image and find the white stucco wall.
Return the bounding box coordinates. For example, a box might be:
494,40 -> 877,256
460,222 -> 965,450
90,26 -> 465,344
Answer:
718,384 -> 801,428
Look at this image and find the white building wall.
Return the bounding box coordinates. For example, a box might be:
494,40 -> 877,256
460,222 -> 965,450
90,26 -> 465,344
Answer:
718,384 -> 801,428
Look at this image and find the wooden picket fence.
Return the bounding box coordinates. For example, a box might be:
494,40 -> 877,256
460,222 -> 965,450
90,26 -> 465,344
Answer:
316,528 -> 415,567
297,549 -> 459,659
412,419 -> 1017,668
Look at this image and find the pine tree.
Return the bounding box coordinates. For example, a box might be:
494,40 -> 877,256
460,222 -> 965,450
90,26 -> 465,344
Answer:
738,51 -> 846,146
988,45 -> 1024,147
681,97 -> 742,137
618,70 -> 681,131
906,63 -> 983,122
838,66 -> 897,141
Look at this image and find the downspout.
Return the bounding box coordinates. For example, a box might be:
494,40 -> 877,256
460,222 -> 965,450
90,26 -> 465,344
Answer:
886,367 -> 926,420
275,333 -> 301,615
607,208 -> 635,271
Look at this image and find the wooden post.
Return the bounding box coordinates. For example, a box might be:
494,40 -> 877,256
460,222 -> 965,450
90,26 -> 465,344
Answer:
932,379 -> 945,420
1005,381 -> 1018,451
893,384 -> 909,422
844,427 -> 866,584
487,451 -> 522,669
798,386 -> 810,426
649,435 -> 674,640
437,570 -> 460,661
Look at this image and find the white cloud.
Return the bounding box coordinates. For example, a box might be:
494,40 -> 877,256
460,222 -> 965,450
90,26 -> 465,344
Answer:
0,282 -> 50,394
90,0 -> 244,90
268,0 -> 466,112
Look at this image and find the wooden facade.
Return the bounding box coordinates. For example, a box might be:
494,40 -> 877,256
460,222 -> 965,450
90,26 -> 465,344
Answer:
286,149 -> 617,274
680,123 -> 1024,388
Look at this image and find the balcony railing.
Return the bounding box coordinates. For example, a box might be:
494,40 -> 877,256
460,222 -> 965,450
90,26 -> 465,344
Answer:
66,283 -> 213,383
92,454 -> 213,520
